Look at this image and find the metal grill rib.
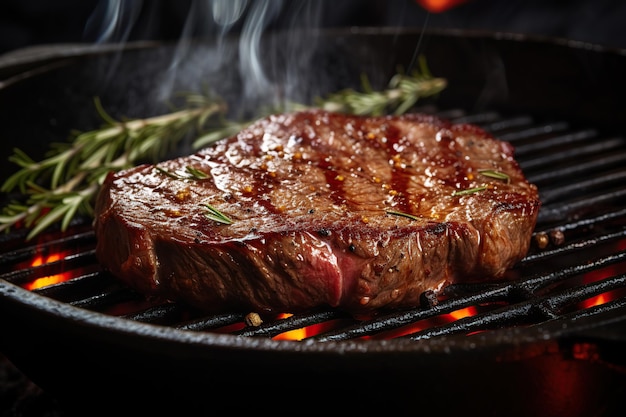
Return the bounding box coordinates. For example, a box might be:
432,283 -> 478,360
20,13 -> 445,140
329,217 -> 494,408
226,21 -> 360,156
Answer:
406,274 -> 626,341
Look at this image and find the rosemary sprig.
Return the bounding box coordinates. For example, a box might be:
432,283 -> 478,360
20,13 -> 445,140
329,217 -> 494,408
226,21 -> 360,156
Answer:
318,55 -> 447,116
452,186 -> 489,196
0,56 -> 445,239
1,94 -> 227,240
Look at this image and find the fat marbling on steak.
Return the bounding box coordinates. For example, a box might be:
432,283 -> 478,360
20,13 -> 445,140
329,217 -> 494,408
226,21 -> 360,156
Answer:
94,109 -> 540,315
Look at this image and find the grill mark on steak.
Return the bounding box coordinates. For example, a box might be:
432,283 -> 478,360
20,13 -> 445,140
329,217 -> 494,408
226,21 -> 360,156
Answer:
94,109 -> 540,315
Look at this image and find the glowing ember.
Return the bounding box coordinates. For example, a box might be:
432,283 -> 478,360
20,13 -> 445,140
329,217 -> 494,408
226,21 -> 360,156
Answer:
24,252 -> 72,290
581,240 -> 626,309
447,306 -> 477,320
415,0 -> 469,13
583,293 -> 609,309
273,313 -> 307,341
369,305 -> 480,339
271,306 -> 483,341
571,342 -> 601,362
272,313 -> 347,341
582,269 -> 617,309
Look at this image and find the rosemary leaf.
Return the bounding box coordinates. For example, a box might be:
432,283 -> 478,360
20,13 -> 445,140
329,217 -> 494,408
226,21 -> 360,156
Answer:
478,169 -> 510,183
0,210 -> 28,232
386,210 -> 420,221
202,203 -> 233,225
186,166 -> 209,179
452,186 -> 488,196
27,204 -> 70,240
155,166 -> 209,180
154,166 -> 182,179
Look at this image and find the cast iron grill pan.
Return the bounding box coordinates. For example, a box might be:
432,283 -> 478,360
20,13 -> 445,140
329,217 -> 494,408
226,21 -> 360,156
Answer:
1,30 -> 626,416
2,108 -> 625,341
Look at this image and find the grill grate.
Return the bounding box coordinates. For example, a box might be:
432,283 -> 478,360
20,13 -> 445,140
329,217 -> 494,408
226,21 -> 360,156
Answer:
1,108 -> 625,343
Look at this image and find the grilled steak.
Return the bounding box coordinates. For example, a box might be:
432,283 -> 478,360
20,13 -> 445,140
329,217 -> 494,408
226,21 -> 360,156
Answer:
94,109 -> 540,315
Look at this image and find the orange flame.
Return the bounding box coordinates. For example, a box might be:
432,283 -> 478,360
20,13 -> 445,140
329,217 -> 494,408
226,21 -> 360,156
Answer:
273,306 -> 483,341
581,239 -> 626,308
583,293 -> 608,309
24,251 -> 72,290
447,306 -> 477,320
367,305 -> 480,339
415,0 -> 469,13
272,313 -> 353,341
273,313 -> 307,341
581,270 -> 616,308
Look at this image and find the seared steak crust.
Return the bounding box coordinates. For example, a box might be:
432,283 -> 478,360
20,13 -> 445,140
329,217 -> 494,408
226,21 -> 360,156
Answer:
94,110 -> 540,314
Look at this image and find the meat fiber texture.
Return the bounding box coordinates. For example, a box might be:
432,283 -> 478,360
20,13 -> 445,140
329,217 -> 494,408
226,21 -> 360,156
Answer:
94,110 -> 540,315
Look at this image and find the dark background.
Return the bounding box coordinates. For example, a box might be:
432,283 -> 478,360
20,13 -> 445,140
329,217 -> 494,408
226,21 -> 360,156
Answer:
1,0 -> 626,56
